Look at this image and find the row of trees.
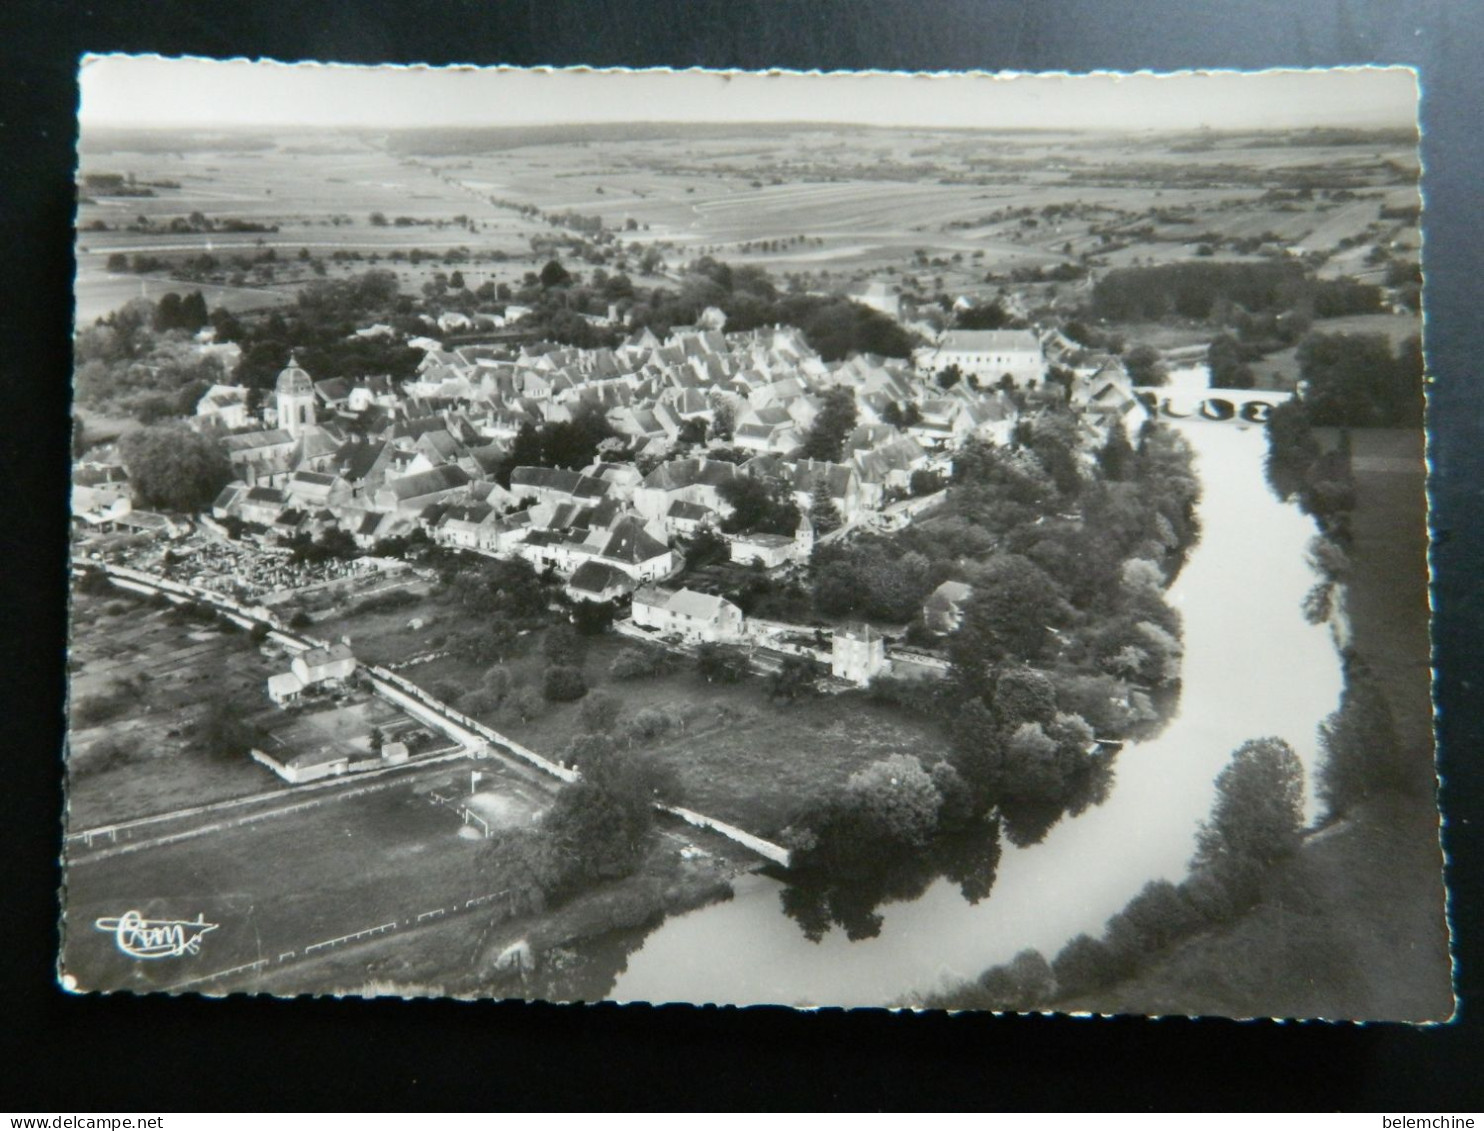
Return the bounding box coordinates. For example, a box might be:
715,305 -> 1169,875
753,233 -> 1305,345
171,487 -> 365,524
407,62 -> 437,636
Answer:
935,737 -> 1308,1009
770,415 -> 1199,937
1092,260 -> 1387,324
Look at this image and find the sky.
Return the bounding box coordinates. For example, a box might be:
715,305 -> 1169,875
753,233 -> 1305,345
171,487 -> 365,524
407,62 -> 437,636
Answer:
78,56 -> 1418,133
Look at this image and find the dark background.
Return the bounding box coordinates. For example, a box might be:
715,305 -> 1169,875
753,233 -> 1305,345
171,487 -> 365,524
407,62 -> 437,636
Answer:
3,0 -> 1481,1111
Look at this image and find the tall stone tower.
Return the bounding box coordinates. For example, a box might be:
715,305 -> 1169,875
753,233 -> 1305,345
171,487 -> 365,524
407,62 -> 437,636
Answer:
275,354 -> 316,438
794,512 -> 814,560
831,623 -> 886,686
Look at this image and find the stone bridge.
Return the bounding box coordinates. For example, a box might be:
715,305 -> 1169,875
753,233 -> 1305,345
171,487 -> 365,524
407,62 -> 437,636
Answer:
1139,387 -> 1293,424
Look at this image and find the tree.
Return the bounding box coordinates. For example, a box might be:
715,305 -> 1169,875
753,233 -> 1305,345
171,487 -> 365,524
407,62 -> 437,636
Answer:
993,667 -> 1057,731
1122,344 -> 1168,387
610,645 -> 669,680
539,259 -> 573,289
460,617 -> 519,665
507,688 -> 544,723
196,694 -> 258,761
482,665 -> 513,703
1052,933 -> 1124,996
770,655 -> 821,702
562,731 -> 617,773
801,387 -> 858,462
683,527 -> 730,571
843,754 -> 943,848
542,665 -> 588,702
578,690 -> 623,734
809,481 -> 843,535
1096,421 -> 1135,481
1296,332 -> 1423,428
1193,737 -> 1305,897
717,475 -> 799,537
709,399 -> 735,442
542,622 -> 586,667
118,426 -> 232,513
948,554 -> 1068,683
1207,332 -> 1256,389
1001,722 -> 1067,805
1317,657 -> 1407,819
696,642 -> 748,683
677,417 -> 707,446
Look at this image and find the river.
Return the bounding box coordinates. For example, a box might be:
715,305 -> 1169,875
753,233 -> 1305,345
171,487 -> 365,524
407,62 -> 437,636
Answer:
612,417 -> 1345,1008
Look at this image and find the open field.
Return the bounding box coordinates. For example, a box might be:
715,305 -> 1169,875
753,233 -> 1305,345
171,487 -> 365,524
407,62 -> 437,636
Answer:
1067,429 -> 1450,1021
309,594 -> 949,836
60,770 -> 500,993
1239,311 -> 1424,390
235,829 -> 738,1001
75,124 -> 1421,328
66,588 -> 284,826
66,582 -> 459,829
74,133 -> 550,325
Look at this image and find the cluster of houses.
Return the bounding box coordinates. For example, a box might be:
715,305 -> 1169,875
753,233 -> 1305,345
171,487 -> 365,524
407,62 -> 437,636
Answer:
628,581 -> 964,687
77,308 -> 1153,629
180,322 -> 1079,601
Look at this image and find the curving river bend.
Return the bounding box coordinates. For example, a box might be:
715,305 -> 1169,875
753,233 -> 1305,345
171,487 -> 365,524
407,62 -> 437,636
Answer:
612,419 -> 1345,1008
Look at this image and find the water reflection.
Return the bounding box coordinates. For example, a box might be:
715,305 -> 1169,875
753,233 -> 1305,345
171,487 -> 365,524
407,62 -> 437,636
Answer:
777,816 -> 1005,943
613,423 -> 1343,1008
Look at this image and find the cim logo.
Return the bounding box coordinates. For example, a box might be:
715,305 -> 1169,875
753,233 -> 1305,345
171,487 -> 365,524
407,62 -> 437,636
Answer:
94,910 -> 220,959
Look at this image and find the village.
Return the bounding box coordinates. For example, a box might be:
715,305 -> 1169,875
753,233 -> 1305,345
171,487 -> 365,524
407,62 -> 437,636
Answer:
72,304 -> 1162,732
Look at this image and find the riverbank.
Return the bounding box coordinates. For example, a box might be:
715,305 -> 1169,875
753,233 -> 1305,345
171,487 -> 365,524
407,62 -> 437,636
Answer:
234,824 -> 745,1002
1060,427 -> 1451,1021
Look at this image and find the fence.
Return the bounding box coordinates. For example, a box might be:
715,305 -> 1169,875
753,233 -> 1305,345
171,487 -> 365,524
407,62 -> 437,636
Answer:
170,889 -> 513,991
79,562 -> 794,868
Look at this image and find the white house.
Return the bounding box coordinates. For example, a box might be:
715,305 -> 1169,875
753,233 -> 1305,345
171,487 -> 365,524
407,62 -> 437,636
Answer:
566,560 -> 637,604
266,671 -> 305,707
917,329 -> 1046,386
291,642 -> 357,688
631,586 -> 744,642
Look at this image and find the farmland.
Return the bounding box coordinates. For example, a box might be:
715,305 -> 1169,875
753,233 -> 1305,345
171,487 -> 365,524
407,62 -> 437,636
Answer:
303,588 -> 949,837
76,122 -> 1421,328
66,587 -> 283,826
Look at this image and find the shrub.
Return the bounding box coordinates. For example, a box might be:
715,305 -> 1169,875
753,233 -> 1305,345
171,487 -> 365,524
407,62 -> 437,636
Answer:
76,735 -> 141,777
696,642 -> 749,683
1106,879 -> 1200,956
976,948 -> 1055,1011
610,645 -> 670,680
459,688 -> 500,718
623,707 -> 675,744
482,665 -> 512,703
543,623 -> 586,667
506,688 -> 544,723
1051,933 -> 1125,997
288,610 -> 313,629
77,570 -> 113,596
562,731 -> 617,772
71,694 -> 126,728
578,691 -> 622,734
542,665 -> 588,703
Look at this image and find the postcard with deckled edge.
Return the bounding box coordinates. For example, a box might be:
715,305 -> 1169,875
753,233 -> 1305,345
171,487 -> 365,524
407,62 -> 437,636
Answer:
62,58 -> 1450,1021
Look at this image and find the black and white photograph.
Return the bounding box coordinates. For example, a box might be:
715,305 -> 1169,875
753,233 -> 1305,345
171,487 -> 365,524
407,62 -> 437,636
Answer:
60,57 -> 1448,1022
